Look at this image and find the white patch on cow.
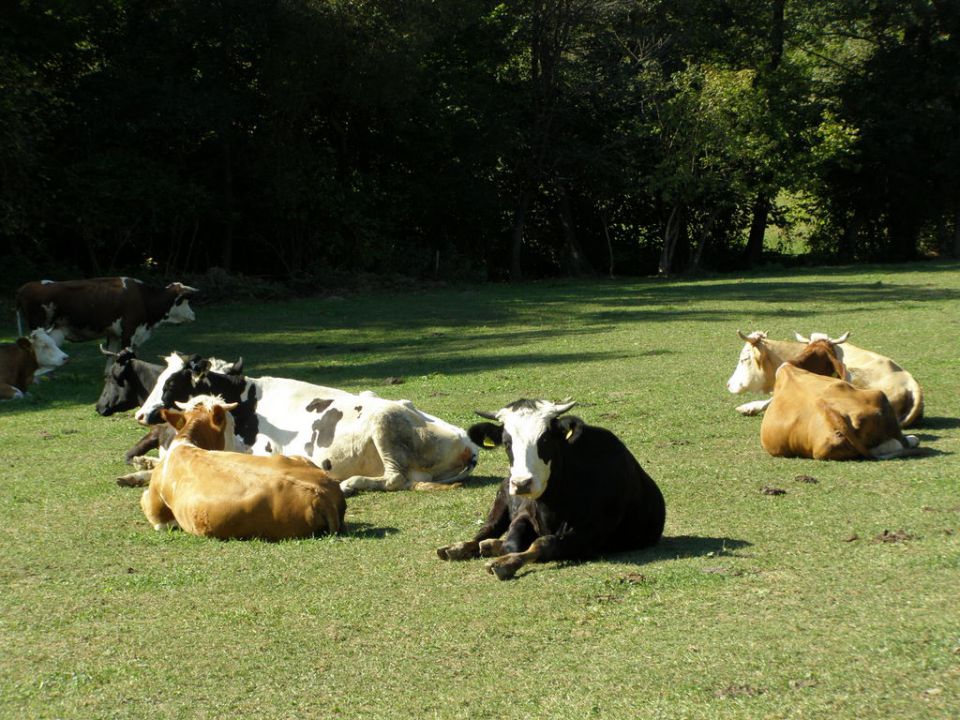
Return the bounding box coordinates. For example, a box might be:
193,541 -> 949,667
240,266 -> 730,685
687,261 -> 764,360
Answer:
130,323 -> 152,348
497,403 -> 556,499
735,398 -> 772,415
727,339 -> 766,394
136,353 -> 185,424
164,298 -> 195,325
29,328 -> 69,375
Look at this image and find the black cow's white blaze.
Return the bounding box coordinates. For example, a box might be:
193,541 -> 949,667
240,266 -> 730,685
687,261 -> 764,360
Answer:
491,399 -> 575,499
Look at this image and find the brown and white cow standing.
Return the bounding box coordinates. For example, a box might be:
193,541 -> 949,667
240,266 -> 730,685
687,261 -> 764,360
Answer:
16,277 -> 198,353
0,329 -> 70,400
759,339 -> 919,461
141,396 -> 346,540
727,330 -> 923,427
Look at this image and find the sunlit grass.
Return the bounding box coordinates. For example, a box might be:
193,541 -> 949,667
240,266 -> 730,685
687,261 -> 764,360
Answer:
2,262 -> 958,718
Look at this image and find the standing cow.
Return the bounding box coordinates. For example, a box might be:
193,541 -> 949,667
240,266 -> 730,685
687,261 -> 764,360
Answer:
16,277 -> 198,352
437,399 -> 665,580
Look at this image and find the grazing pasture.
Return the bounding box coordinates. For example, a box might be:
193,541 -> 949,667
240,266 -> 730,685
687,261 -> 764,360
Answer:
1,263 -> 958,719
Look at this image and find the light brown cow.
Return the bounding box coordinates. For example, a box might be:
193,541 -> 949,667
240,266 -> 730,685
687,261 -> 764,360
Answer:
727,330 -> 923,427
759,340 -> 919,461
141,396 -> 346,539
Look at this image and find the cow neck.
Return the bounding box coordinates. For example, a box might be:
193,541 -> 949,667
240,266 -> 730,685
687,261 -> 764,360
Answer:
141,286 -> 176,325
759,339 -> 803,390
133,360 -> 163,402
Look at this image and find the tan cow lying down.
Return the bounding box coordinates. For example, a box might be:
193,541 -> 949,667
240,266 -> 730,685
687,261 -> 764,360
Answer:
760,339 -> 919,460
141,396 -> 346,539
727,330 -> 924,427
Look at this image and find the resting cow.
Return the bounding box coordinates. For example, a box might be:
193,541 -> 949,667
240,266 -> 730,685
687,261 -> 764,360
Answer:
727,330 -> 923,427
760,339 -> 919,460
141,396 -> 346,540
437,399 -> 665,580
0,329 -> 70,400
98,347 -> 242,466
135,353 -> 479,495
16,276 -> 198,353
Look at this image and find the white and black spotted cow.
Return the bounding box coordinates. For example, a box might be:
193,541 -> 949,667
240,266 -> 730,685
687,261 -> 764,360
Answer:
135,353 -> 479,495
16,277 -> 198,353
437,399 -> 665,580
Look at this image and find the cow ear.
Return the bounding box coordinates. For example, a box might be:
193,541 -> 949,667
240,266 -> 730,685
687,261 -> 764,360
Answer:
211,405 -> 227,432
554,416 -> 584,444
17,337 -> 32,350
161,408 -> 185,431
468,422 -> 503,449
229,357 -> 243,374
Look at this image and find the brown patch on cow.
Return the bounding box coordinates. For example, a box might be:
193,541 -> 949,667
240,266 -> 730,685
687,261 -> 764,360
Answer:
715,684 -> 764,699
794,474 -> 819,484
873,529 -> 913,543
761,485 -> 787,496
306,398 -> 334,413
384,376 -> 404,385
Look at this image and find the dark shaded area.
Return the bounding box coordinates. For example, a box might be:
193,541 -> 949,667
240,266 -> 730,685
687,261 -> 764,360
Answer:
1,2 -> 958,285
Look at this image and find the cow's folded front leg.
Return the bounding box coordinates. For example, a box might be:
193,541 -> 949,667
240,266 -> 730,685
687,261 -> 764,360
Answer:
437,540 -> 481,560
117,470 -> 152,487
478,538 -> 504,557
735,399 -> 772,415
339,472 -> 408,496
485,545 -> 541,580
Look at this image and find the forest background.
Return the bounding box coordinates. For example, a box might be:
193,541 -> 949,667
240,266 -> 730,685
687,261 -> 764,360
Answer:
2,0 -> 958,288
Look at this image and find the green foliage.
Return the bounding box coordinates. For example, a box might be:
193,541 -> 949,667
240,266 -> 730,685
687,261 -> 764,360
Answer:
0,0 -> 957,281
2,263 -> 959,718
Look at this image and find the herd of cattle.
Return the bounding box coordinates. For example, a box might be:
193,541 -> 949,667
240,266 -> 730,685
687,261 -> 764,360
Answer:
2,276 -> 926,579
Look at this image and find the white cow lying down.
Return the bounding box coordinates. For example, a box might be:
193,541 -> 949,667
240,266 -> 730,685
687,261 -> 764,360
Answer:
134,353 -> 479,495
726,330 -> 924,428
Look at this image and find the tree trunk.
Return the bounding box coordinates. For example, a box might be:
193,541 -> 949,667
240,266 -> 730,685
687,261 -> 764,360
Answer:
690,209 -> 719,273
509,194 -> 529,282
558,185 -> 594,276
600,206 -> 614,278
659,205 -> 682,275
745,193 -> 770,265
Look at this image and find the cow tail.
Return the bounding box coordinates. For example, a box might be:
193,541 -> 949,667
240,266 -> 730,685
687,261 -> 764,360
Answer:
900,383 -> 924,429
817,400 -> 873,459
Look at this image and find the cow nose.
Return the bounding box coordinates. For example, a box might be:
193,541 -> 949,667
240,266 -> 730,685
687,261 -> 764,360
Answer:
510,476 -> 533,495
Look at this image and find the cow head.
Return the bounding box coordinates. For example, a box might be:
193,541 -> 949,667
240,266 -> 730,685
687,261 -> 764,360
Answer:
161,395 -> 239,452
28,328 -> 69,377
162,283 -> 199,325
97,346 -> 146,416
469,398 -> 581,499
726,330 -> 772,394
794,331 -> 850,345
135,352 -> 245,425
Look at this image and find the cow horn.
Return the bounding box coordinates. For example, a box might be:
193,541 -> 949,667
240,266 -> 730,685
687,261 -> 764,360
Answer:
552,399 -> 577,416
831,331 -> 850,344
99,344 -> 118,357
794,332 -> 810,343
737,329 -> 762,346
474,409 -> 499,421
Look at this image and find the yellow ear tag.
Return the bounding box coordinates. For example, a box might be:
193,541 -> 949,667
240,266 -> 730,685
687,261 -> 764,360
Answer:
565,429 -> 573,440
483,437 -> 496,448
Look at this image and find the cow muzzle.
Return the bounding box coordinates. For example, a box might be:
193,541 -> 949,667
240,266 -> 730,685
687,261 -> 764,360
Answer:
509,476 -> 534,496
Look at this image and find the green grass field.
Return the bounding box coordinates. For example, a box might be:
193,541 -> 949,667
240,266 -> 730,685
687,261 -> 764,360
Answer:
2,262 -> 958,719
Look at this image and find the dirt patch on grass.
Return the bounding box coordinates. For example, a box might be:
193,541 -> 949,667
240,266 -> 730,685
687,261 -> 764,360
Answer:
873,529 -> 913,543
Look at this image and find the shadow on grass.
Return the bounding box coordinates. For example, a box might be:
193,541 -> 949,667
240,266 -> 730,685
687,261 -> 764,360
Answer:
460,474 -> 503,490
606,534 -> 752,566
918,416 -> 960,430
343,522 -> 400,540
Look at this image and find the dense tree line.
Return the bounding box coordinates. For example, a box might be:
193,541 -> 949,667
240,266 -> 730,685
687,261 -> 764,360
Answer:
1,0 -> 957,283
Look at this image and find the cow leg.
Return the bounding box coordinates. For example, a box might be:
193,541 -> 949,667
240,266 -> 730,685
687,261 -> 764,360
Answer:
0,384 -> 25,400
117,470 -> 152,487
339,432 -> 412,495
140,485 -> 176,529
735,398 -> 772,416
485,526 -> 606,581
125,428 -> 162,464
437,484 -> 513,561
339,471 -> 408,496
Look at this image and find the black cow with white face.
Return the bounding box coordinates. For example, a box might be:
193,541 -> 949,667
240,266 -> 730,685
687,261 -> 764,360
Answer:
437,399 -> 665,580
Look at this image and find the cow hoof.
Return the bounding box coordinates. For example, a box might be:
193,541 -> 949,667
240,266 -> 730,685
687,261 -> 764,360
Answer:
116,471 -> 151,487
340,483 -> 358,498
478,538 -> 504,557
485,557 -> 520,581
437,542 -> 476,561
